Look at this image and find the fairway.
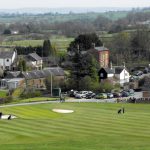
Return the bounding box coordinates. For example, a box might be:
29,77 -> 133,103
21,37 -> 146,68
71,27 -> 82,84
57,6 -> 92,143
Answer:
0,103 -> 150,150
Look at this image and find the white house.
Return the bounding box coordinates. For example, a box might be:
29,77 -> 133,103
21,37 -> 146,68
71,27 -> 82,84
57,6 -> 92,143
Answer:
0,50 -> 17,71
105,68 -> 115,78
114,67 -> 130,85
26,53 -> 43,70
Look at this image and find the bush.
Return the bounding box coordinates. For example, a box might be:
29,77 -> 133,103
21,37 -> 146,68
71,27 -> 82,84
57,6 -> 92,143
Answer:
3,29 -> 11,34
20,90 -> 41,99
4,96 -> 13,103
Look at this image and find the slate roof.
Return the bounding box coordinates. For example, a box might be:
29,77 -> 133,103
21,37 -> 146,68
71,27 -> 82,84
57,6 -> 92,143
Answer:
0,51 -> 14,59
105,68 -> 115,74
43,67 -> 65,76
21,67 -> 64,80
5,71 -> 21,79
28,53 -> 42,61
115,67 -> 125,74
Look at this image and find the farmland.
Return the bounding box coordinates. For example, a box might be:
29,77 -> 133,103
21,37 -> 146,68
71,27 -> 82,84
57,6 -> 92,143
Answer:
0,36 -> 74,51
0,103 -> 150,150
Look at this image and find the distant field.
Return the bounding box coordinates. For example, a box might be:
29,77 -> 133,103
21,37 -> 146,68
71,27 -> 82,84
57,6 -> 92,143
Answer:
0,103 -> 150,150
1,37 -> 74,51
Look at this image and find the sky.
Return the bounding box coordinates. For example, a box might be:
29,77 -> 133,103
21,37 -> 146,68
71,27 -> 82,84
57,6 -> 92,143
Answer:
0,0 -> 150,9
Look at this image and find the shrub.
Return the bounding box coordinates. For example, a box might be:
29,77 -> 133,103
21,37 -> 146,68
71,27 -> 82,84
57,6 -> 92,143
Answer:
20,90 -> 41,99
4,96 -> 13,103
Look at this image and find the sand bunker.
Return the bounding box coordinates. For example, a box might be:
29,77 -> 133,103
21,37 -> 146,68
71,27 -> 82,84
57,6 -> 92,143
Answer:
52,109 -> 74,113
1,115 -> 17,120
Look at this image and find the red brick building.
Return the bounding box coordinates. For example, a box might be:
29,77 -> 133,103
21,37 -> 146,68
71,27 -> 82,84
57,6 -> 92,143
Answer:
89,46 -> 110,68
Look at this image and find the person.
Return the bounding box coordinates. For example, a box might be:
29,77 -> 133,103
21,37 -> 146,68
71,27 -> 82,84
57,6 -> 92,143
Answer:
122,107 -> 125,113
118,109 -> 122,114
8,115 -> 11,120
60,94 -> 63,102
0,112 -> 2,119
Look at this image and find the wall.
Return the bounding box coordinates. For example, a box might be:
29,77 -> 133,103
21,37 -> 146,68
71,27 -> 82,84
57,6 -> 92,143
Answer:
99,51 -> 109,68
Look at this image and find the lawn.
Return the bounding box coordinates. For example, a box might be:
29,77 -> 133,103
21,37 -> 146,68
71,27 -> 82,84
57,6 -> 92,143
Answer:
0,90 -> 8,98
0,103 -> 150,150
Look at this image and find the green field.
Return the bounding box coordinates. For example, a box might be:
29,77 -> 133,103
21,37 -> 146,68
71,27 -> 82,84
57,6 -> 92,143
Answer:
0,103 -> 150,150
1,36 -> 74,51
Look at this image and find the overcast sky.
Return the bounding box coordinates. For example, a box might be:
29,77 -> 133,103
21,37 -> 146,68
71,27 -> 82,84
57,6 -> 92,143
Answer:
0,0 -> 150,9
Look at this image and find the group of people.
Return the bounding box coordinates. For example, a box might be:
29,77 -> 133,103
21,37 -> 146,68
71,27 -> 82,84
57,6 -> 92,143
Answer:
128,97 -> 136,103
116,97 -> 137,103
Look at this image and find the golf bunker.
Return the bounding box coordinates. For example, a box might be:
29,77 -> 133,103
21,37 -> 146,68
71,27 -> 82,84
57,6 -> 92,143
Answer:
52,109 -> 74,114
1,115 -> 17,120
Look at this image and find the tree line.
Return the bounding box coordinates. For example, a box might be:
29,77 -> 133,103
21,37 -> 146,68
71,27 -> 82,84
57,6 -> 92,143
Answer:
1,8 -> 150,37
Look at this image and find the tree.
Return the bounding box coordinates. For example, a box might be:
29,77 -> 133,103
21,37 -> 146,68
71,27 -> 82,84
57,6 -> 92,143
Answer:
3,29 -> 11,34
94,15 -> 112,31
131,29 -> 150,59
69,48 -> 99,90
68,33 -> 103,52
43,39 -> 53,57
78,76 -> 93,91
18,59 -> 23,71
84,54 -> 99,81
18,59 -> 26,71
22,59 -> 27,71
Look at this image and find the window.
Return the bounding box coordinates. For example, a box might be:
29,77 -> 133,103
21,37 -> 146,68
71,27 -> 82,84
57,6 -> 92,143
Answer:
100,73 -> 104,78
6,59 -> 9,62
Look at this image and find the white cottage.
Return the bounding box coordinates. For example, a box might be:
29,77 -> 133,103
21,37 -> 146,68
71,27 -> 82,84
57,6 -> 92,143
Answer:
114,67 -> 130,85
0,50 -> 17,70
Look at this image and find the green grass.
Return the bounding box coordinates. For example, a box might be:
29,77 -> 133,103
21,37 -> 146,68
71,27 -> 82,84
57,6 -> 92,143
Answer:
1,37 -> 74,51
0,103 -> 150,150
0,90 -> 8,98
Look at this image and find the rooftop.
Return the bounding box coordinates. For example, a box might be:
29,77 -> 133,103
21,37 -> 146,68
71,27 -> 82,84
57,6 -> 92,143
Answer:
0,51 -> 15,59
28,53 -> 42,61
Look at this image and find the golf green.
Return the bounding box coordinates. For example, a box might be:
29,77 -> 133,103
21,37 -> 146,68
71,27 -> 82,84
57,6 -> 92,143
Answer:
0,103 -> 150,150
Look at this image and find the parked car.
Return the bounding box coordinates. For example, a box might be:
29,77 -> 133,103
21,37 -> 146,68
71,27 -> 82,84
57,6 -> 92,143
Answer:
143,68 -> 149,74
95,93 -> 107,99
69,90 -> 78,97
107,93 -> 114,98
127,89 -> 135,95
134,71 -> 143,76
113,92 -> 121,98
129,75 -> 139,82
121,91 -> 129,97
75,91 -> 87,99
86,92 -> 96,99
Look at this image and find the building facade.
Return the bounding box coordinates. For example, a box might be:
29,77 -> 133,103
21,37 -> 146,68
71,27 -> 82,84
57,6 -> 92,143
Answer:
0,50 -> 17,70
89,46 -> 109,68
